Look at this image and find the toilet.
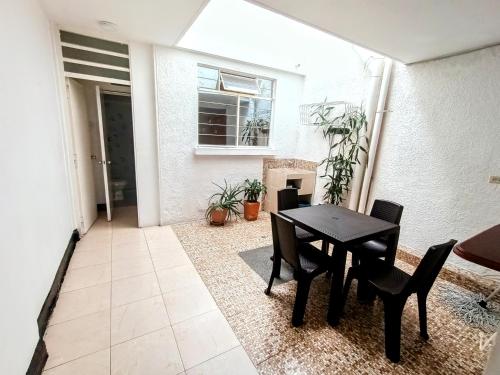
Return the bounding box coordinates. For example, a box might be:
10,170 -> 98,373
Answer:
111,180 -> 127,201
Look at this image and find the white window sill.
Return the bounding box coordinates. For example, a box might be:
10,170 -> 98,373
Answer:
194,146 -> 278,156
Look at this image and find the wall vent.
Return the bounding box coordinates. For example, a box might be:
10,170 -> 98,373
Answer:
59,31 -> 130,85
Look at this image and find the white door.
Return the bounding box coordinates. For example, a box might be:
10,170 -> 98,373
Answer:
96,86 -> 113,221
67,78 -> 98,233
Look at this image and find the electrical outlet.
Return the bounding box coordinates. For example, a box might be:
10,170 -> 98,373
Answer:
489,176 -> 500,184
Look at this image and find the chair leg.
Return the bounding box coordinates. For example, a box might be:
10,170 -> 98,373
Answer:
356,257 -> 375,303
265,270 -> 276,295
292,276 -> 312,327
417,292 -> 429,340
352,253 -> 360,267
383,298 -> 406,363
265,256 -> 281,295
321,240 -> 329,254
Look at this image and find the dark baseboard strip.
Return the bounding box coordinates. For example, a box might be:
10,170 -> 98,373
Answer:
37,229 -> 79,337
28,229 -> 79,375
26,339 -> 48,375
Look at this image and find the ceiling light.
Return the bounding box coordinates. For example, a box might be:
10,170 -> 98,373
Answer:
97,20 -> 117,31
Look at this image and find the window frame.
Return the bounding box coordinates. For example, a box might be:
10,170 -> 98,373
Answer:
197,64 -> 276,150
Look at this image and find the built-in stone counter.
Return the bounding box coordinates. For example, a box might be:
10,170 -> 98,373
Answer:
262,158 -> 318,212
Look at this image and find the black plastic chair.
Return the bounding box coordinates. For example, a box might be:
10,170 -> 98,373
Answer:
277,188 -> 319,243
343,239 -> 457,362
351,199 -> 404,266
265,212 -> 330,326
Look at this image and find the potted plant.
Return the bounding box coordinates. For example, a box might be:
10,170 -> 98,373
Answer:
205,180 -> 243,226
243,179 -> 267,221
312,102 -> 368,205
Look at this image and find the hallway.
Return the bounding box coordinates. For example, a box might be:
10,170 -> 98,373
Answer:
42,207 -> 256,374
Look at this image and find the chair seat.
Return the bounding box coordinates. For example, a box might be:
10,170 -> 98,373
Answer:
364,259 -> 412,296
353,239 -> 388,257
296,226 -> 319,242
298,243 -> 330,274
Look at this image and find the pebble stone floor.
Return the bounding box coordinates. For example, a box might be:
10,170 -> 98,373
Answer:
42,207 -> 258,375
172,212 -> 491,375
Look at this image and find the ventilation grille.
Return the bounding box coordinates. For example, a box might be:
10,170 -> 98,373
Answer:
60,31 -> 130,84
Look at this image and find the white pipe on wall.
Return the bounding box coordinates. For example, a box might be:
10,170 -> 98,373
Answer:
358,58 -> 393,213
348,58 -> 385,210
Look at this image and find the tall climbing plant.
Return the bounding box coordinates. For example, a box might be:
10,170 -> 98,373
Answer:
312,103 -> 369,205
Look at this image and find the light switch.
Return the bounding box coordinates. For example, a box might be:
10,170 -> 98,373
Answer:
489,176 -> 500,184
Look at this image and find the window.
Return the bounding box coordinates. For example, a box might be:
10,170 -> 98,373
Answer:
197,65 -> 274,147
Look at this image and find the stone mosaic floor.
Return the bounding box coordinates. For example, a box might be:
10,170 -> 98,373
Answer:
172,212 -> 490,374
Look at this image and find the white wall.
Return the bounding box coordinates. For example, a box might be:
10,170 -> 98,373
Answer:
369,46 -> 500,275
154,47 -> 303,224
0,0 -> 74,373
179,0 -> 382,206
130,43 -> 161,227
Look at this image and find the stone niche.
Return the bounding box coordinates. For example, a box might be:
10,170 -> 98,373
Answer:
262,158 -> 318,212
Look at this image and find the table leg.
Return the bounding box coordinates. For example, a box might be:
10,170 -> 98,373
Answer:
479,284 -> 500,308
385,228 -> 400,266
327,244 -> 347,326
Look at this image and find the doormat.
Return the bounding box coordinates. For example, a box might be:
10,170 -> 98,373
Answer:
238,245 -> 294,286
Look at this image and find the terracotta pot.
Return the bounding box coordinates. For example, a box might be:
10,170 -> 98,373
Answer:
244,201 -> 260,221
210,208 -> 228,226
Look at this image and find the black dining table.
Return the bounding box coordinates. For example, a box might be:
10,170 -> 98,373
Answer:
279,204 -> 400,326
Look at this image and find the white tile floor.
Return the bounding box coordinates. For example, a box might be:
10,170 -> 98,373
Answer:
43,207 -> 257,375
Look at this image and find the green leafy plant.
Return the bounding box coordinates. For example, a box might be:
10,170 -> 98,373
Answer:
243,179 -> 267,202
241,118 -> 270,146
312,102 -> 369,205
205,180 -> 244,223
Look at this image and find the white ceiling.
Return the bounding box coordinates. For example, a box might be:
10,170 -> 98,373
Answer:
40,0 -> 209,46
248,0 -> 500,64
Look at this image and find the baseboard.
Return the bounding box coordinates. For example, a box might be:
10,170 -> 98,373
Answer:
27,229 -> 79,374
26,339 -> 48,375
37,229 -> 79,337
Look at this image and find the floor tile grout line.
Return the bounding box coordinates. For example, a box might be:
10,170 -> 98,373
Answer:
43,347 -> 110,372
182,343 -> 244,372
164,303 -> 219,327
60,279 -> 111,294
58,280 -> 111,296
109,324 -> 171,348
144,226 -> 187,373
47,306 -> 111,328
111,291 -> 163,309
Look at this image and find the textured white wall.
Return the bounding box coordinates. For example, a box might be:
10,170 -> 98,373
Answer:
129,43 -> 161,227
0,0 -> 74,373
369,46 -> 500,274
154,47 -> 303,224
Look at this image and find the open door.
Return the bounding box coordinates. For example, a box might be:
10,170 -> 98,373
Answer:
95,86 -> 113,221
66,78 -> 98,233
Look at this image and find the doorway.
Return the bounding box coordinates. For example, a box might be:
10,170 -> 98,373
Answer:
65,78 -> 138,233
101,93 -> 137,208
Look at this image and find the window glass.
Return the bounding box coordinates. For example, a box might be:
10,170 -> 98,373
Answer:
220,73 -> 259,95
198,92 -> 238,146
198,66 -> 219,90
258,78 -> 273,98
238,97 -> 272,146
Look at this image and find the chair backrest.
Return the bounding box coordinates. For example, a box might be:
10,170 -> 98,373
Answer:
370,199 -> 404,225
270,212 -> 301,270
407,239 -> 457,295
277,188 -> 299,211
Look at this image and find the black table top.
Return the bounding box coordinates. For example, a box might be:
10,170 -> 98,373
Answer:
279,204 -> 399,245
